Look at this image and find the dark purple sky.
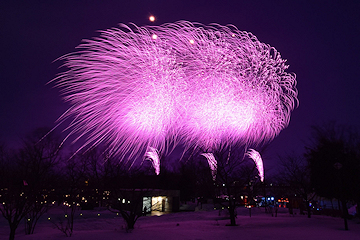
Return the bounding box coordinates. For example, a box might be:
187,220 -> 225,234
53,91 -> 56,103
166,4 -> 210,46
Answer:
1,1 -> 359,171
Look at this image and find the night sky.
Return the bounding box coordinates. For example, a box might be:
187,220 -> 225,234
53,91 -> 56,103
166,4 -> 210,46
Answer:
1,1 -> 359,171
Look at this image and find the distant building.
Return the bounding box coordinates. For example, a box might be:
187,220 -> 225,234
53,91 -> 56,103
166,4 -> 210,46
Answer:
110,189 -> 180,215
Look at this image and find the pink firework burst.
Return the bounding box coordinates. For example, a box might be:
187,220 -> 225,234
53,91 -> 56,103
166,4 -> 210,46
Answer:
55,21 -> 298,160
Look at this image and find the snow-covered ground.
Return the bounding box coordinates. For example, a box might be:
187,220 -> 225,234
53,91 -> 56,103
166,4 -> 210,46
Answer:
1,206 -> 360,240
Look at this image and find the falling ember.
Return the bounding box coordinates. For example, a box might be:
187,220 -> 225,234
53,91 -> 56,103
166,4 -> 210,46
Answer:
145,147 -> 160,175
55,21 -> 298,165
201,153 -> 217,180
246,149 -> 264,182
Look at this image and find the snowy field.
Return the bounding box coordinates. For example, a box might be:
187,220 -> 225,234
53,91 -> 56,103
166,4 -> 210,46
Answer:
1,206 -> 360,240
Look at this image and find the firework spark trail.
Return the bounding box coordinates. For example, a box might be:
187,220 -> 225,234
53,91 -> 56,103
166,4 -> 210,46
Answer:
201,153 -> 217,180
55,21 -> 298,164
246,149 -> 264,182
144,147 -> 160,175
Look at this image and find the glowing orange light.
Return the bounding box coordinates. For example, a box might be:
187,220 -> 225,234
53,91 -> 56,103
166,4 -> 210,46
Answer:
189,39 -> 195,44
152,34 -> 158,40
149,16 -> 155,22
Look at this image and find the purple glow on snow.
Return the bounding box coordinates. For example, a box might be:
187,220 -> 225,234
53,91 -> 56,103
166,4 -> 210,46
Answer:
201,153 -> 217,180
246,149 -> 264,182
55,21 -> 298,160
145,147 -> 160,175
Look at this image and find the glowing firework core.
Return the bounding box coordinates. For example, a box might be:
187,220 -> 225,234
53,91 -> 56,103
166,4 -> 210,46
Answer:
56,21 -> 298,164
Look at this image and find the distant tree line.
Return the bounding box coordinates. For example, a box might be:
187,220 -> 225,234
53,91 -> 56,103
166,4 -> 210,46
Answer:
4,122 -> 356,238
0,128 -> 266,239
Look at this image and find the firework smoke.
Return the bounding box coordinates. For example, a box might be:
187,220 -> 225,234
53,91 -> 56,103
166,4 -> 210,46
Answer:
56,21 -> 298,164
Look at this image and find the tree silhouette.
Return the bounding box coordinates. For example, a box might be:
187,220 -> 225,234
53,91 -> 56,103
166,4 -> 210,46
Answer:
0,144 -> 32,240
277,154 -> 314,218
212,145 -> 258,226
305,122 -> 360,230
18,128 -> 61,235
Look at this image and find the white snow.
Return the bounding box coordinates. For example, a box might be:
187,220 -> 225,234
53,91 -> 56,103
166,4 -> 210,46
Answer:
1,206 -> 360,240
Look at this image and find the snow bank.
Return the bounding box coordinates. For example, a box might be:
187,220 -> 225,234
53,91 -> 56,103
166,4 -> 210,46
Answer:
1,207 -> 360,240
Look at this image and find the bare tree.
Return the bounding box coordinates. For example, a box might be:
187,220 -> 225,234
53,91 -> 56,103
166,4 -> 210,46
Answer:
0,144 -> 32,240
108,188 -> 146,231
17,128 -> 62,234
51,153 -> 87,237
178,156 -> 214,204
212,145 -> 258,226
103,156 -> 156,231
277,154 -> 314,218
305,122 -> 360,230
